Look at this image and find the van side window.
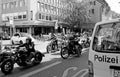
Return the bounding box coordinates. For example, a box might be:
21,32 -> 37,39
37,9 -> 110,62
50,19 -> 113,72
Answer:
92,23 -> 120,52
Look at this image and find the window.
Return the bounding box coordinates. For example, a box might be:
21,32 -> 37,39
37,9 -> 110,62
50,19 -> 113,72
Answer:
14,16 -> 18,20
92,9 -> 94,14
30,11 -> 33,20
49,6 -> 52,13
42,14 -> 45,19
44,4 -> 48,12
56,8 -> 59,15
18,15 -> 22,19
51,6 -> 54,14
37,2 -> 40,10
22,0 -> 25,6
6,3 -> 9,9
2,4 -> 6,9
13,1 -> 16,7
23,15 -> 26,19
93,23 -> 120,53
46,15 -> 49,20
49,16 -> 52,20
39,13 -> 42,19
19,0 -> 23,7
54,7 -> 57,14
41,3 -> 44,12
94,1 -> 96,5
48,5 -> 50,13
89,10 -> 91,16
10,2 -> 14,8
16,1 -> 19,7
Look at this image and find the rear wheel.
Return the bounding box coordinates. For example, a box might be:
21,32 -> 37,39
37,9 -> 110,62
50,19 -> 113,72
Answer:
60,48 -> 69,59
1,59 -> 14,74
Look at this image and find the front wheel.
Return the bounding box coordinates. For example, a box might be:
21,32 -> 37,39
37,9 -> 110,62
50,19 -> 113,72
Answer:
34,52 -> 43,64
60,47 -> 69,59
1,59 -> 14,74
47,45 -> 52,53
75,45 -> 82,57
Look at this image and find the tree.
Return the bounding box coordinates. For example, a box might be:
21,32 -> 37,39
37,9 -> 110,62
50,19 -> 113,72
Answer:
62,0 -> 91,29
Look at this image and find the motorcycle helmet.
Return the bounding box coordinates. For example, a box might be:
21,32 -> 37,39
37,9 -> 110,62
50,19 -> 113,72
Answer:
26,37 -> 32,43
69,36 -> 74,40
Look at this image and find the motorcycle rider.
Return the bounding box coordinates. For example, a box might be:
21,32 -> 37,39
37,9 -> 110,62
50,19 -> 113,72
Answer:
18,37 -> 35,62
68,34 -> 82,54
49,32 -> 58,50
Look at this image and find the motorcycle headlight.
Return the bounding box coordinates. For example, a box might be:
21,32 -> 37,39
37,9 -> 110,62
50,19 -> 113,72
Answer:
88,60 -> 94,76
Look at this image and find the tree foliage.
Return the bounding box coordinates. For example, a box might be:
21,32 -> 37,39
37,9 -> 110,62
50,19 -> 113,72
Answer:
63,0 -> 90,28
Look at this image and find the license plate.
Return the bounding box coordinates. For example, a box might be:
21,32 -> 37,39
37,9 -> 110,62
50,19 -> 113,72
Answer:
114,70 -> 120,77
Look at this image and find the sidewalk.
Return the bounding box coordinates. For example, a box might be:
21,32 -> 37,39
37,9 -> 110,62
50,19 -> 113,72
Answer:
35,41 -> 49,53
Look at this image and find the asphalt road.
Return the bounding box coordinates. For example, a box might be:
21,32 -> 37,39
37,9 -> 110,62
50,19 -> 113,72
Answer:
0,40 -> 89,77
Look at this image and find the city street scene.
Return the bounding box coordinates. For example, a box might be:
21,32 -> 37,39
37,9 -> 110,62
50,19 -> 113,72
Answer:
0,0 -> 120,77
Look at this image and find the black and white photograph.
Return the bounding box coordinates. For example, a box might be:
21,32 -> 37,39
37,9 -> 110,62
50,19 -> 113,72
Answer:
0,0 -> 119,77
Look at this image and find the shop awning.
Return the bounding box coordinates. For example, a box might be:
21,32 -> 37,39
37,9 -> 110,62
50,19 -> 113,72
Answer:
0,20 -> 70,28
14,20 -> 55,27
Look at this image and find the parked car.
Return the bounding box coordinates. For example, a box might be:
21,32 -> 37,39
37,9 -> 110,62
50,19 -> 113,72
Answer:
11,33 -> 36,45
0,32 -> 10,40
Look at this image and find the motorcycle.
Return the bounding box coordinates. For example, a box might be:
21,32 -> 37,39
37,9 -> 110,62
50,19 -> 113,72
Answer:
0,45 -> 44,74
80,38 -> 90,48
46,39 -> 59,53
60,38 -> 82,59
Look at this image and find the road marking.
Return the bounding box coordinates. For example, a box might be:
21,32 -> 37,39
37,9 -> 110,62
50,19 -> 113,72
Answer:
54,68 -> 88,77
72,69 -> 88,77
80,69 -> 88,77
19,61 -> 61,77
62,67 -> 78,77
81,48 -> 89,54
53,67 -> 77,77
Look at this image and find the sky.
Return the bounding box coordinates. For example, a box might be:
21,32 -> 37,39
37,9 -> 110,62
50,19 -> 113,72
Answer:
105,0 -> 120,13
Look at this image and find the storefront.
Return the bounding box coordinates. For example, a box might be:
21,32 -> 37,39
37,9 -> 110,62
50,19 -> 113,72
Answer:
57,22 -> 70,34
0,20 -> 69,36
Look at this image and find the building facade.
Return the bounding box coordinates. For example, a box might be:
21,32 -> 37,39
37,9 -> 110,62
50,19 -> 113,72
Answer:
80,0 -> 110,31
0,0 -> 68,35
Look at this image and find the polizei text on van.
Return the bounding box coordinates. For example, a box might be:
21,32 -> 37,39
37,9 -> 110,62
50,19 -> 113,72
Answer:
94,54 -> 118,64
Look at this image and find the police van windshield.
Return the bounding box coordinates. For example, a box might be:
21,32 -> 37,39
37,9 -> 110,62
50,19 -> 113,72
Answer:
93,22 -> 120,53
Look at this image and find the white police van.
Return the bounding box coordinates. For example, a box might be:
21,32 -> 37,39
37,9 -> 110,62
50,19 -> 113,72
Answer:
88,18 -> 120,77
